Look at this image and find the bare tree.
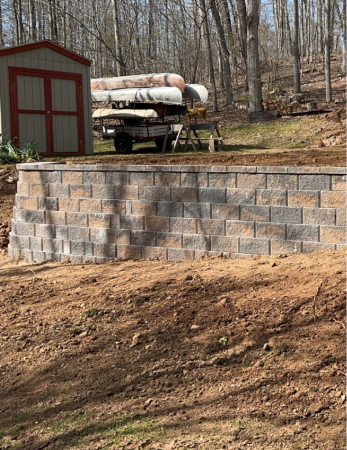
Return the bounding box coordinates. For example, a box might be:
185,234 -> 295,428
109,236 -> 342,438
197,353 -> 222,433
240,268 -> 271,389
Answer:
246,0 -> 262,112
293,0 -> 301,93
324,0 -> 333,101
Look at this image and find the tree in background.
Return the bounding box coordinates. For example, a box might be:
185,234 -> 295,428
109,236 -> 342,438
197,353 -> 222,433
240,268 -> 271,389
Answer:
246,0 -> 262,112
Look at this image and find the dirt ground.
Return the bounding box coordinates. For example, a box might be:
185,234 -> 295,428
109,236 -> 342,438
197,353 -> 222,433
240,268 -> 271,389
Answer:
0,139 -> 346,449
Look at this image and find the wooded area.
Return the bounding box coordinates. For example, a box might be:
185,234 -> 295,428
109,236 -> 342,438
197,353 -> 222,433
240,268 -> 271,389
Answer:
0,0 -> 345,111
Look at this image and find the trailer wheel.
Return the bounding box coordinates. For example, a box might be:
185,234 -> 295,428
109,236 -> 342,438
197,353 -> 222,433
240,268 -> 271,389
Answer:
155,137 -> 173,151
114,132 -> 133,154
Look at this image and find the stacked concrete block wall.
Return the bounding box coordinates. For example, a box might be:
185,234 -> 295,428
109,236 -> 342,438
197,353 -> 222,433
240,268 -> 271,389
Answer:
8,162 -> 346,263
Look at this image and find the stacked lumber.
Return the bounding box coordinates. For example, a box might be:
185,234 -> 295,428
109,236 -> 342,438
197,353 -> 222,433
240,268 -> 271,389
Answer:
263,99 -> 293,115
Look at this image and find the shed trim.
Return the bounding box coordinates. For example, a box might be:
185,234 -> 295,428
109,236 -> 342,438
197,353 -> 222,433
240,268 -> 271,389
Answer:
0,40 -> 91,66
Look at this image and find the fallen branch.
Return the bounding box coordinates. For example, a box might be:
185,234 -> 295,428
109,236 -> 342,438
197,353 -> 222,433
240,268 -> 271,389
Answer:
313,281 -> 323,325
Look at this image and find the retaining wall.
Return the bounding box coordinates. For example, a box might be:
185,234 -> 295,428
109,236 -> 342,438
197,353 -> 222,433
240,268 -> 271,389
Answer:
8,162 -> 346,263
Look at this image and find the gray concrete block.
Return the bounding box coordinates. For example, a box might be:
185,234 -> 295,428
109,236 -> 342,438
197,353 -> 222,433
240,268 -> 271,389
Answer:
183,234 -> 210,251
13,222 -> 35,236
336,209 -> 346,227
155,172 -> 181,187
267,174 -> 298,190
69,255 -> 83,263
88,213 -> 112,228
271,239 -> 302,255
303,208 -> 336,225
85,242 -> 94,256
79,199 -> 103,213
226,220 -> 255,237
35,224 -> 55,238
256,222 -> 286,239
106,229 -> 131,245
10,234 -> 30,249
19,249 -> 33,261
157,232 -> 182,248
181,172 -> 208,187
58,198 -> 80,212
332,175 -> 347,191
171,187 -> 198,202
56,225 -> 69,240
15,209 -> 45,224
70,226 -> 90,242
256,189 -> 287,206
30,183 -> 50,197
120,214 -> 144,230
287,224 -> 319,242
83,171 -> 106,185
184,202 -> 211,219
211,235 -> 238,253
197,219 -> 225,235
158,202 -> 183,217
199,188 -> 226,203
288,190 -> 320,207
49,184 -> 70,198
139,186 -> 171,201
239,238 -> 270,255
132,201 -> 157,216
241,205 -> 270,222
117,244 -> 141,260
38,197 -> 58,211
226,188 -> 256,205
237,173 -> 266,189
17,182 -> 30,196
111,215 -> 121,229
30,237 -> 43,252
92,184 -> 115,199
208,173 -> 236,188
45,211 -> 66,225
105,171 -> 129,185
299,174 -> 331,190
271,206 -> 302,224
131,230 -> 156,246
114,185 -> 139,200
212,204 -> 239,220
320,226 -> 346,244
93,243 -> 117,259
32,251 -> 47,263
66,212 -> 88,227
142,246 -> 168,260
8,246 -> 20,258
145,216 -> 170,232
167,248 -> 195,261
130,171 -> 154,186
302,242 -> 336,253
90,228 -> 108,243
321,191 -> 347,208
63,240 -> 71,255
70,185 -> 92,198
43,238 -> 63,254
170,218 -> 197,233
71,241 -> 85,255
102,200 -> 126,215
41,171 -> 62,183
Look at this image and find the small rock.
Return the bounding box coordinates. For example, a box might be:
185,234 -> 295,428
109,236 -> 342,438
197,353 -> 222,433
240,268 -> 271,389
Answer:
263,342 -> 271,351
191,325 -> 200,330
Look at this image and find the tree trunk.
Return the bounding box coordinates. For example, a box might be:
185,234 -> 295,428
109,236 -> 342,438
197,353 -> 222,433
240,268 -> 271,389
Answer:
113,0 -> 125,76
0,1 -> 4,47
246,0 -> 262,112
293,0 -> 301,93
324,0 -> 333,102
236,0 -> 248,69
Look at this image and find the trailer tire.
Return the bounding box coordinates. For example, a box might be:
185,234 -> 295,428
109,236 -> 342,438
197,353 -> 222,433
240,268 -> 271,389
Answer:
114,132 -> 133,154
155,137 -> 173,151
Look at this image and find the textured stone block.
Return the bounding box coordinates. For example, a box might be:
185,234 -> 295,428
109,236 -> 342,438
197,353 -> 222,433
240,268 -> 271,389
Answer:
12,222 -> 35,236
15,209 -> 45,224
299,174 -> 330,190
208,173 -> 236,188
93,243 -> 116,259
130,171 -> 154,186
43,238 -> 63,254
271,206 -> 302,224
58,198 -> 80,212
38,197 -> 58,211
267,174 -> 298,190
321,191 -> 347,208
257,189 -> 287,206
29,183 -> 49,197
10,234 -> 30,249
117,245 -> 141,260
237,173 -> 266,189
70,226 -> 90,242
41,171 -> 62,184
17,182 -> 30,196
155,172 -> 181,187
32,251 -> 47,263
63,240 -> 71,255
49,184 -> 70,198
19,249 -> 33,261
303,208 -> 336,225
79,199 -> 102,213
35,224 -> 55,238
171,187 -> 198,202
199,188 -> 226,203
139,186 -> 170,201
110,215 -> 121,229
106,171 -> 129,185
181,172 -> 208,187
131,201 -> 157,216
100,199 -> 125,215
256,222 -> 286,239
336,209 -> 346,227
45,211 -> 66,225
69,255 -> 83,263
30,237 -> 43,252
212,204 -> 239,220
70,185 -> 91,199
197,219 -> 225,235
170,218 -> 197,233
332,175 -> 347,191
83,171 -> 106,185
241,205 -> 270,222
131,230 -> 156,246
66,212 -> 88,227
90,228 -> 108,243
142,247 -> 168,260
211,235 -> 238,253
226,220 -> 255,237
120,215 -> 144,230
145,216 -> 170,232
158,202 -> 183,217
105,229 -> 130,244
20,170 -> 42,183
8,246 -> 20,258
183,234 -> 210,251
288,190 -> 319,207
62,171 -> 83,185
271,239 -> 302,255
167,248 -> 195,261
92,184 -> 115,199
226,189 -> 255,205
320,226 -> 346,244
287,224 -> 319,242
17,196 -> 38,210
239,238 -> 270,255
56,225 -> 69,240
157,232 -> 182,248
302,242 -> 336,253
184,202 -> 211,219
88,213 -> 111,228
71,241 -> 85,256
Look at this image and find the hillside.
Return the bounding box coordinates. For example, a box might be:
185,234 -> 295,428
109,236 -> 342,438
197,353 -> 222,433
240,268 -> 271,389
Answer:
0,57 -> 346,450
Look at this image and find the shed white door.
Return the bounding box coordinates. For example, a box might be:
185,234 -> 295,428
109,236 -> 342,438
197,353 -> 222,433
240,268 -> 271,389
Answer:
9,67 -> 85,155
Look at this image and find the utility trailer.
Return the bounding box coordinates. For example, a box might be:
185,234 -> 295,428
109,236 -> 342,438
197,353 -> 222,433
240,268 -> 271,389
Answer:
92,108 -> 177,154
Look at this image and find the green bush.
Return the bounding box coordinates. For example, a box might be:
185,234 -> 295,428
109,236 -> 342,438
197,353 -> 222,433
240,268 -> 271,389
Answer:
0,141 -> 40,164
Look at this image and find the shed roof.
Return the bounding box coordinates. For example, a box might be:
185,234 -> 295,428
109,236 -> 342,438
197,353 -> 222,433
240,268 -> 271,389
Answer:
0,40 -> 91,66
